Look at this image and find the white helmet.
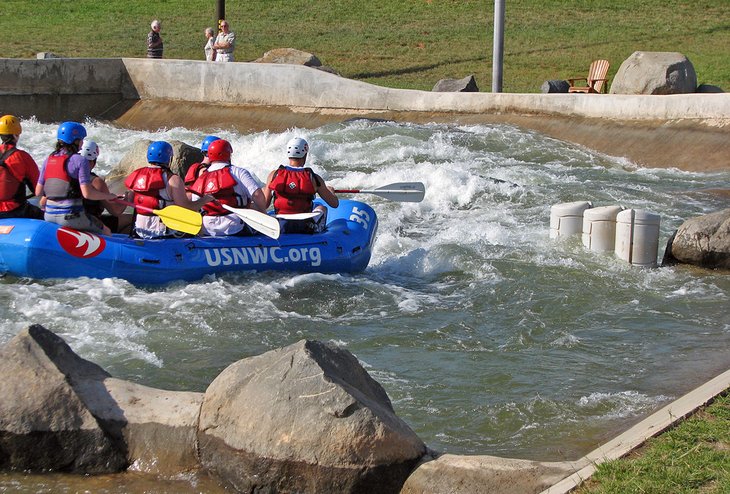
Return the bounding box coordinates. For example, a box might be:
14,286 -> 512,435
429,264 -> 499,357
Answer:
286,137 -> 309,158
79,140 -> 99,161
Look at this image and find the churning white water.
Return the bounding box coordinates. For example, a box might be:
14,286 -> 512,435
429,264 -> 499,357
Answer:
2,118 -> 729,473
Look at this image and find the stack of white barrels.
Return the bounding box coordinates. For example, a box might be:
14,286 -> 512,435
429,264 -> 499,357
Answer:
550,201 -> 661,267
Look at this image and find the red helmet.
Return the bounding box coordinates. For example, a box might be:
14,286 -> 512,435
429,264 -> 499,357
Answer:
207,139 -> 233,163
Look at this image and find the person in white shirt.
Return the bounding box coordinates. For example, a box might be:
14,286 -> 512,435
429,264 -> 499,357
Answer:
204,27 -> 216,61
188,139 -> 266,236
213,21 -> 236,62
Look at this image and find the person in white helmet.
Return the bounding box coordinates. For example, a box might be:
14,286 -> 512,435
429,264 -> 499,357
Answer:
263,137 -> 338,234
78,141 -> 133,234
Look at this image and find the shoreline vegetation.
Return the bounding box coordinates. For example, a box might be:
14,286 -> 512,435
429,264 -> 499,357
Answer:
2,0 -> 728,93
578,393 -> 730,493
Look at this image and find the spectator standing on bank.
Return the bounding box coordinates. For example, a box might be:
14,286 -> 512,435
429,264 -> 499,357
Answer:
147,20 -> 163,59
204,27 -> 216,61
213,21 -> 235,62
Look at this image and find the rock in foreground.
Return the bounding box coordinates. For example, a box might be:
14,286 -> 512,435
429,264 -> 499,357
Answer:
198,339 -> 427,493
0,325 -> 127,473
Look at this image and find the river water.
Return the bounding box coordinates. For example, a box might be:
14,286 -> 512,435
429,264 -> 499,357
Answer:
1,118 -> 728,491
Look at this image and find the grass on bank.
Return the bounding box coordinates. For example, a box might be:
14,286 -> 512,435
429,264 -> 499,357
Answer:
1,0 -> 728,92
577,392 -> 730,494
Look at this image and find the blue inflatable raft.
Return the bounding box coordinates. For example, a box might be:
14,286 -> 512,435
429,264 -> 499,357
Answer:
0,200 -> 377,285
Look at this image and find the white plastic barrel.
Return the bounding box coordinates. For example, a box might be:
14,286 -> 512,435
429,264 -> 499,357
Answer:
550,201 -> 593,239
615,209 -> 661,267
582,205 -> 623,252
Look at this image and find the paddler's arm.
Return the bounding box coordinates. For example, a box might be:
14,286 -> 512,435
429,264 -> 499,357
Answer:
315,174 -> 339,208
262,169 -> 276,208
80,183 -> 117,202
168,174 -> 213,210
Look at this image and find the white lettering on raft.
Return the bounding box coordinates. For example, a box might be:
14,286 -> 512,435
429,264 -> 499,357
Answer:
204,246 -> 322,267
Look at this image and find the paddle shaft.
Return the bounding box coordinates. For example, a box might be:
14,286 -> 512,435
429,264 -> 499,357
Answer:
334,182 -> 425,203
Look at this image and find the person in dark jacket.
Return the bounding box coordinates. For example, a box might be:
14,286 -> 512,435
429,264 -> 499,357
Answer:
147,20 -> 163,58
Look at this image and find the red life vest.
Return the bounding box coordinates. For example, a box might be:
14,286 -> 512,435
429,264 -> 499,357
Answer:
270,166 -> 318,215
0,146 -> 24,209
189,166 -> 241,216
184,162 -> 208,187
124,166 -> 169,215
43,154 -> 82,201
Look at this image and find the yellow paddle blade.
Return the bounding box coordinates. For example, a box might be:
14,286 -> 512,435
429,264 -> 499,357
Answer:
153,205 -> 203,235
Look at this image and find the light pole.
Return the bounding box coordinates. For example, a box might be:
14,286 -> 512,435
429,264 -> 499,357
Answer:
217,0 -> 226,30
492,0 -> 505,93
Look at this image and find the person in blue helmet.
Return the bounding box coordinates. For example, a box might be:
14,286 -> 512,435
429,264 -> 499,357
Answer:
125,141 -> 213,238
184,135 -> 220,187
36,121 -> 119,235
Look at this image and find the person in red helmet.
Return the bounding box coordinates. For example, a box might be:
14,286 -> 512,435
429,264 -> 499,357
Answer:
263,137 -> 338,234
189,139 -> 266,236
0,115 -> 43,220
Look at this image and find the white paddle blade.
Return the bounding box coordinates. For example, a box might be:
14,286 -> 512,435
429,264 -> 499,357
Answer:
221,205 -> 281,239
276,212 -> 322,220
368,182 -> 425,202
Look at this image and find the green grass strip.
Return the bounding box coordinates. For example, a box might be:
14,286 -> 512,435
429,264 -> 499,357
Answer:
578,392 -> 730,494
2,0 -> 728,92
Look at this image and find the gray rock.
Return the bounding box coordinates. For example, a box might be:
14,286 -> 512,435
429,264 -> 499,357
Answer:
432,75 -> 479,92
255,48 -> 322,67
198,339 -> 426,493
668,208 -> 730,269
401,453 -> 582,494
105,139 -> 203,194
315,65 -> 341,76
610,51 -> 697,95
696,84 -> 724,93
36,52 -> 62,59
0,325 -> 207,475
0,325 -> 127,473
541,79 -> 570,93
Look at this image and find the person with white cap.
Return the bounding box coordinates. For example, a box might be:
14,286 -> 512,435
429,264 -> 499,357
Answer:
263,137 -> 338,234
147,20 -> 163,58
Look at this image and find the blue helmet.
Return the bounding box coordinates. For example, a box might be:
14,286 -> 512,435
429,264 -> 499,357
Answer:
201,135 -> 220,153
57,121 -> 87,144
147,141 -> 174,165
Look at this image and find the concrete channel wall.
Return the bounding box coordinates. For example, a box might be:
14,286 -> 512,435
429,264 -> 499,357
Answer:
1,57 -> 729,171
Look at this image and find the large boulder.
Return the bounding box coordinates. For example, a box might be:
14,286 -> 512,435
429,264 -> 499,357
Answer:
0,325 -> 127,472
401,454 -> 582,494
610,51 -> 697,95
255,48 -> 322,67
105,139 -> 203,194
432,75 -> 479,92
665,208 -> 730,270
0,325 -> 203,475
198,339 -> 427,493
